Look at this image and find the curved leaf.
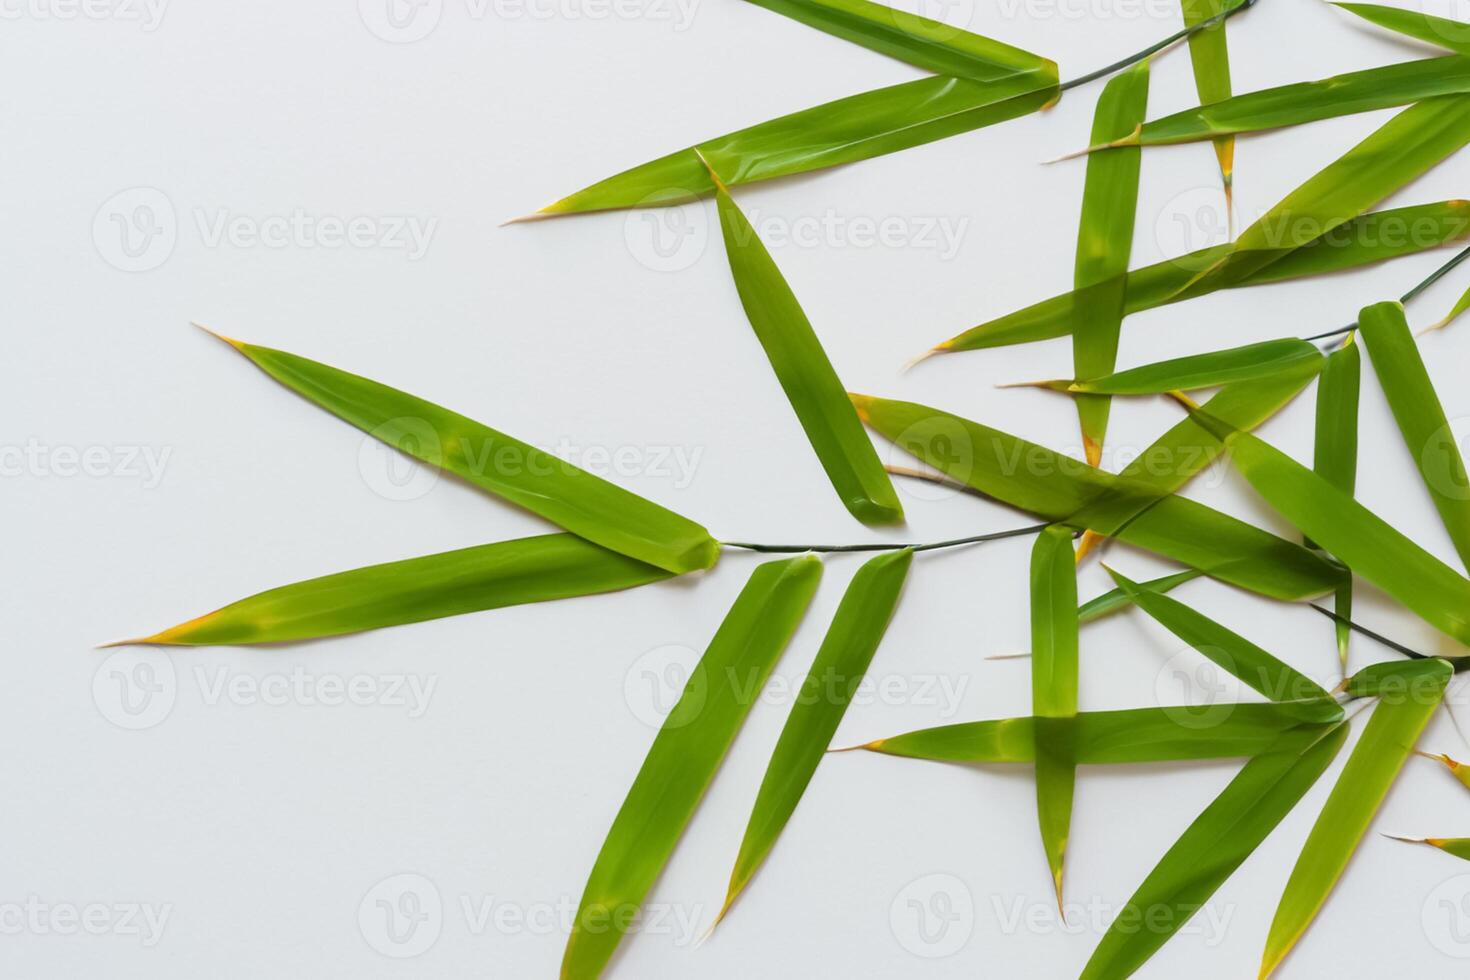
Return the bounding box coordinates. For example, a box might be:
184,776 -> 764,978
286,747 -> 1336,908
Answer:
1260,658 -> 1452,978
562,556 -> 821,980
1079,568 -> 1203,623
709,165 -> 903,525
116,533 -> 672,646
208,333 -> 718,575
716,548 -> 912,925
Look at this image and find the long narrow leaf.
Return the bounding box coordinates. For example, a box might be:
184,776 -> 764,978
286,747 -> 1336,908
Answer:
1032,525 -> 1080,902
1106,567 -> 1332,702
851,394 -> 1344,600
113,533 -> 672,646
1079,723 -> 1349,980
561,556 -> 821,979
1359,300 -> 1470,571
1181,0 -> 1236,211
740,0 -> 1057,82
1311,337 -> 1361,670
715,548 -> 912,925
708,162 -> 902,525
1062,339 -> 1322,395
929,200 -> 1470,352
1260,658 -> 1452,978
1079,568 -> 1203,623
1190,407 -> 1470,645
205,332 -> 718,575
857,701 -> 1344,764
1335,3 -> 1470,57
1072,62 -> 1149,464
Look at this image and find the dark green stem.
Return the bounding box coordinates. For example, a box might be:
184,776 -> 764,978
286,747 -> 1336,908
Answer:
1057,0 -> 1256,93
723,522 -> 1054,556
1304,242 -> 1470,343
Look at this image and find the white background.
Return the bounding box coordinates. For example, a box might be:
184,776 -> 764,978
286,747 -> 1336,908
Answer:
7,0 -> 1470,976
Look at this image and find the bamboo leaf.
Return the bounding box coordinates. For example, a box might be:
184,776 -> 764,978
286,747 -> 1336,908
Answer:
1312,338 -> 1361,670
1260,658 -> 1452,978
707,162 -> 903,525
1079,723 -> 1349,980
1103,55 -> 1470,149
562,556 -> 821,980
1079,568 -> 1203,623
534,73 -> 1057,216
1358,300 -> 1470,571
1335,3 -> 1470,57
1181,0 -> 1236,214
113,533 -> 673,646
716,547 -> 912,926
1424,280 -> 1470,332
1072,61 -> 1149,464
1106,566 -> 1332,702
740,0 -> 1057,82
857,701 -> 1344,764
1064,339 -> 1322,395
206,333 -> 719,575
1190,407 -> 1470,646
1182,97 -> 1470,295
851,394 -> 1344,600
1386,835 -> 1470,860
1412,749 -> 1470,791
929,200 -> 1470,352
1032,525 -> 1080,902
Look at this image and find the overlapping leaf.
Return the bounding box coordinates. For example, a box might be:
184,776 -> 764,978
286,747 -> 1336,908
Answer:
1181,0 -> 1237,213
1311,337 -> 1361,670
1031,525 -> 1080,901
1260,658 -> 1452,978
707,160 -> 903,525
562,556 -> 821,979
715,548 -> 912,926
1052,338 -> 1322,395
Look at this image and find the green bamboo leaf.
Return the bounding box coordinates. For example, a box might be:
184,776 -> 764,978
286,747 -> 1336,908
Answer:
929,199 -> 1470,352
1079,568 -> 1203,623
1079,722 -> 1348,980
1386,835 -> 1470,860
739,0 -> 1057,82
1181,0 -> 1236,214
1106,566 -> 1332,702
204,332 -> 718,575
707,163 -> 902,526
1093,56 -> 1470,150
1031,525 -> 1080,902
851,394 -> 1343,600
1190,408 -> 1470,645
715,548 -> 912,926
1423,280 -> 1470,333
532,73 -> 1057,217
1062,339 -> 1322,395
1183,97 -> 1470,295
111,533 -> 672,646
1311,337 -> 1361,670
1072,61 -> 1149,465
1359,300 -> 1470,571
1335,3 -> 1470,57
562,556 -> 821,980
1260,658 -> 1452,979
857,700 -> 1344,764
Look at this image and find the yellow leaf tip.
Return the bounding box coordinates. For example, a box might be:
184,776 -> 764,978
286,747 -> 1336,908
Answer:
1075,530 -> 1103,564
191,322 -> 243,349
902,347 -> 943,373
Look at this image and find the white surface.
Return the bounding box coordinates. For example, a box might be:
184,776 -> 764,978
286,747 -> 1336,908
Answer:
6,0 -> 1470,976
